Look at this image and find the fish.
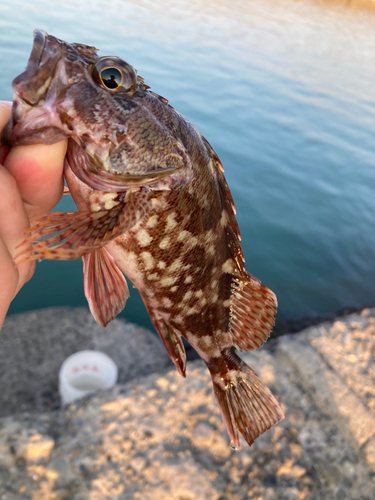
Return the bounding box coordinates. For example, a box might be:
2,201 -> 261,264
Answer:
2,30 -> 284,449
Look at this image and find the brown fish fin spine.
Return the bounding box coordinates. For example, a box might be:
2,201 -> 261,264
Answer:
83,247 -> 129,327
15,192 -> 149,263
229,272 -> 277,351
151,315 -> 186,377
209,347 -> 284,449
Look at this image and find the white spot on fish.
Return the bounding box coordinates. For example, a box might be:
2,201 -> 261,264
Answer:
223,299 -> 231,307
183,291 -> 193,302
157,261 -> 167,270
186,306 -> 199,315
168,259 -> 182,274
220,210 -> 229,227
210,348 -> 222,359
102,193 -> 118,210
195,290 -> 203,298
136,229 -> 153,247
159,237 -> 170,250
147,273 -> 159,281
211,293 -> 218,303
140,251 -> 155,270
200,335 -> 213,347
151,197 -> 167,210
177,230 -> 198,246
184,275 -> 193,284
222,258 -> 234,274
170,286 -> 178,292
146,215 -> 159,228
165,213 -> 178,232
210,280 -> 218,290
207,245 -> 215,256
162,298 -> 173,308
160,276 -> 178,287
90,202 -> 101,212
199,335 -> 221,358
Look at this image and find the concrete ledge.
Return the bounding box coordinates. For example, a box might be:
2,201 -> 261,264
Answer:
0,307 -> 374,499
0,307 -> 171,416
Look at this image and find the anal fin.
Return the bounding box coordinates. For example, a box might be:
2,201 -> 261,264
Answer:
229,272 -> 277,351
83,247 -> 129,327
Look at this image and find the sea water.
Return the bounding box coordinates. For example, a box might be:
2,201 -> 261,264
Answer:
1,0 -> 375,330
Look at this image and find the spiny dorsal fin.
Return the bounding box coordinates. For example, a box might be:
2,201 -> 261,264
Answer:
83,247 -> 129,328
229,272 -> 277,351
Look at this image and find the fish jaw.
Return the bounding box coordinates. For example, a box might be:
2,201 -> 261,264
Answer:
1,30 -> 73,146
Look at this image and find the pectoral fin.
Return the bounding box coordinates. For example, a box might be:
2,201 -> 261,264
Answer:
229,272 -> 277,351
15,191 -> 149,262
83,247 -> 129,327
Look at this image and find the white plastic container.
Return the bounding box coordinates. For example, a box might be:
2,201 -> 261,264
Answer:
59,350 -> 118,405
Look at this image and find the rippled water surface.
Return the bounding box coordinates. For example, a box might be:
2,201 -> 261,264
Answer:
1,0 -> 375,329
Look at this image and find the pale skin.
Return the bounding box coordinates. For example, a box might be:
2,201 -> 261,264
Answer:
0,101 -> 67,329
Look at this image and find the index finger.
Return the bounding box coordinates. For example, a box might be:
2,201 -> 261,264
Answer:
0,100 -> 67,219
4,140 -> 67,219
0,101 -> 12,164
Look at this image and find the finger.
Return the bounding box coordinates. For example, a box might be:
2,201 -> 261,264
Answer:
0,165 -> 35,290
0,101 -> 12,165
0,237 -> 19,328
4,139 -> 67,220
0,101 -> 12,128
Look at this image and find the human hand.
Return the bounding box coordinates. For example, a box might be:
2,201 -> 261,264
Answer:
0,101 -> 67,329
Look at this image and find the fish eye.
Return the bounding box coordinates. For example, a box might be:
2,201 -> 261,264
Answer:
100,67 -> 123,90
92,56 -> 137,94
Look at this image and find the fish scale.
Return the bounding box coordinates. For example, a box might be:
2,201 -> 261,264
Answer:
2,29 -> 284,449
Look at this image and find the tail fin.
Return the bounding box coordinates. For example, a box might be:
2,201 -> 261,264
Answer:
210,352 -> 284,449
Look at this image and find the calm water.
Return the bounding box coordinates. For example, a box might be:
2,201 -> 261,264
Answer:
1,0 -> 375,331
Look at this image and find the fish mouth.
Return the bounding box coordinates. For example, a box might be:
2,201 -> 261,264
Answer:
25,29 -> 47,75
12,29 -> 52,106
1,30 -> 70,147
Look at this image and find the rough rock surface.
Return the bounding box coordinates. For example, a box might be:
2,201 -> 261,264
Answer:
0,307 -> 374,499
0,308 -> 172,416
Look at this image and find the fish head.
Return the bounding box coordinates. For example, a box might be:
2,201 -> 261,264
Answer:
2,29 -> 189,191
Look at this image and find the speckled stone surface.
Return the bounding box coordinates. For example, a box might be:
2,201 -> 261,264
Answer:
0,308 -> 172,416
0,308 -> 374,499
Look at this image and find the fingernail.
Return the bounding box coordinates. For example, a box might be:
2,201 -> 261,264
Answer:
0,101 -> 12,108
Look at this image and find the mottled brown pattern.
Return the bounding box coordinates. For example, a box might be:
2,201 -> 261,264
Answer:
3,30 -> 284,448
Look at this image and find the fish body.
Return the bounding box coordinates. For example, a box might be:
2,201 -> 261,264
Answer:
2,30 -> 284,448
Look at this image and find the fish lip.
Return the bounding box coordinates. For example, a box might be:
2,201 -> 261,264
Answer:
12,29 -> 62,107
28,29 -> 47,69
12,29 -> 47,92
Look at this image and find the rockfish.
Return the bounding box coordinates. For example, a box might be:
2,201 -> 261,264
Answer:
2,30 -> 284,448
